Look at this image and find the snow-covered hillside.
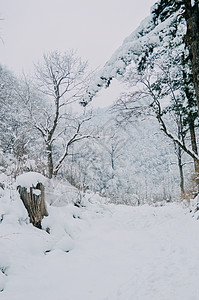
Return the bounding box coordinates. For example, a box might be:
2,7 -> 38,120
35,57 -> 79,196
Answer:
1,177 -> 199,300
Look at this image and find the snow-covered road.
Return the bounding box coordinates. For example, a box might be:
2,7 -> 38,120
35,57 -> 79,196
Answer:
1,202 -> 199,300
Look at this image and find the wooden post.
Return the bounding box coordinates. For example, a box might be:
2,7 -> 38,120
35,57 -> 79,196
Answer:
17,182 -> 48,229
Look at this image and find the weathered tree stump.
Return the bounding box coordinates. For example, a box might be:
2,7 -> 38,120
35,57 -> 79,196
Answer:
17,173 -> 48,229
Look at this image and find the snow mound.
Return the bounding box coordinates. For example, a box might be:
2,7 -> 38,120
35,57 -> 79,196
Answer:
16,172 -> 46,188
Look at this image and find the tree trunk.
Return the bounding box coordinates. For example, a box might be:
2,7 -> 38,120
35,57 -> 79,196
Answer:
189,114 -> 199,174
177,144 -> 185,197
188,115 -> 199,191
17,182 -> 48,229
184,1 -> 199,114
46,143 -> 53,179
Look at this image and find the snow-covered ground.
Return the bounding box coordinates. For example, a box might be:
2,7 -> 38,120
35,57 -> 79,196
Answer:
1,180 -> 199,300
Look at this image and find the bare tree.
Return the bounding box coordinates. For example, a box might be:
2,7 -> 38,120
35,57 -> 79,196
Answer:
29,50 -> 93,178
114,63 -> 199,194
0,65 -> 35,176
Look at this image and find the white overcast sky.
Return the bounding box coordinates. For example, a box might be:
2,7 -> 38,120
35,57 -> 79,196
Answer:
1,0 -> 156,108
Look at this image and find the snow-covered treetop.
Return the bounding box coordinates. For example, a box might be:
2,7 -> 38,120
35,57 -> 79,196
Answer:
81,0 -> 184,106
16,172 -> 46,188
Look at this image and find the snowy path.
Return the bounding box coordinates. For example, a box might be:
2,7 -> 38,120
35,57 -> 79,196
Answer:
2,203 -> 199,300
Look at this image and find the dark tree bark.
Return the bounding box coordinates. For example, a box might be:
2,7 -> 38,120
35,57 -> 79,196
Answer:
175,143 -> 185,197
183,0 -> 199,113
188,114 -> 199,174
46,143 -> 54,179
17,182 -> 48,229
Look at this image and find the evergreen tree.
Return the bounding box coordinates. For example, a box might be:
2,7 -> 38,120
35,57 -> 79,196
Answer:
83,0 -> 199,114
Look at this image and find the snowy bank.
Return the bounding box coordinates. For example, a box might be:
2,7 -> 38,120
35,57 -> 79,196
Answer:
16,172 -> 46,189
